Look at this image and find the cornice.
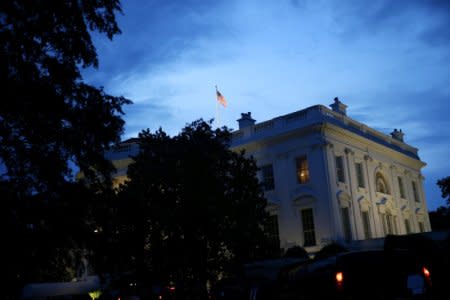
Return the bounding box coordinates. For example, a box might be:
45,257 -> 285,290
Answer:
322,123 -> 425,169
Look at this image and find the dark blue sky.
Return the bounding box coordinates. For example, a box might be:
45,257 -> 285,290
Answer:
83,0 -> 450,210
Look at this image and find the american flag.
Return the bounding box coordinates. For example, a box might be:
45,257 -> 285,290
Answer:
216,88 -> 227,107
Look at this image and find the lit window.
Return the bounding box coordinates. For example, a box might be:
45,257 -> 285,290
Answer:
335,156 -> 345,183
260,164 -> 275,191
355,162 -> 365,188
296,156 -> 310,184
301,208 -> 316,246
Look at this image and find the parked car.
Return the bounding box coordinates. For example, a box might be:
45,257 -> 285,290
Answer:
278,249 -> 432,300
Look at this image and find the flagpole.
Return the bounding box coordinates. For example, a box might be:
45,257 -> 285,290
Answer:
215,85 -> 220,128
216,98 -> 220,127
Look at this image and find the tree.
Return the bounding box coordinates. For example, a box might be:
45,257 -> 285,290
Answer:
429,206 -> 450,231
437,176 -> 450,206
0,0 -> 131,193
429,176 -> 450,231
314,242 -> 348,260
1,2 -> 130,298
117,120 -> 273,288
283,246 -> 309,259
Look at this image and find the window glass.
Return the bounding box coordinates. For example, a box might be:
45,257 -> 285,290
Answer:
336,156 -> 345,183
418,221 -> 425,233
412,181 -> 420,202
266,214 -> 280,251
355,162 -> 365,188
260,164 -> 275,191
386,213 -> 396,235
341,207 -> 352,242
381,213 -> 387,235
296,156 -> 310,184
398,177 -> 405,199
301,208 -> 316,246
404,218 -> 411,234
361,211 -> 371,239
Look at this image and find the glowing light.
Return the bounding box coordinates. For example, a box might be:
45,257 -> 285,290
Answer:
88,290 -> 102,300
336,271 -> 343,283
422,266 -> 432,286
422,267 -> 430,278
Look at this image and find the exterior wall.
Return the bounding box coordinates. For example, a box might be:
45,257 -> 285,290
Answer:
231,104 -> 431,252
232,128 -> 333,253
322,124 -> 431,247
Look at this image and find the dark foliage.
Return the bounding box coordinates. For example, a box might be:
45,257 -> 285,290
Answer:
429,206 -> 450,231
283,246 -> 309,259
0,0 -> 131,193
2,181 -> 110,298
117,120 -> 273,287
437,176 -> 450,206
314,242 -> 348,260
1,2 -> 130,298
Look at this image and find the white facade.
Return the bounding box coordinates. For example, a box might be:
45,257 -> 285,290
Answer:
231,99 -> 431,252
106,99 -> 431,253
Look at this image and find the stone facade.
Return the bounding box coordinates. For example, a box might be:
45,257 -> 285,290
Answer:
231,99 -> 431,252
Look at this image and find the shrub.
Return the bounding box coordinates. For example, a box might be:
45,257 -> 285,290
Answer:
314,242 -> 348,260
283,246 -> 309,259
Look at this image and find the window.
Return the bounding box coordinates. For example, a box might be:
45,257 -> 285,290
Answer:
386,214 -> 393,234
398,177 -> 406,199
375,173 -> 389,194
380,213 -> 388,235
335,156 -> 345,183
412,181 -> 420,202
418,221 -> 425,233
385,213 -> 397,235
260,164 -> 275,191
301,208 -> 316,246
355,162 -> 365,188
266,214 -> 280,251
341,207 -> 352,242
404,218 -> 411,234
296,156 -> 310,184
361,211 -> 371,239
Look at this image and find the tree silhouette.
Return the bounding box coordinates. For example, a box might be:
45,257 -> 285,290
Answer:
437,176 -> 450,206
0,0 -> 131,193
1,2 -> 130,298
117,120 -> 273,289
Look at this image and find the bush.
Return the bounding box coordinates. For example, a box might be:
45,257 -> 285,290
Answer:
314,242 -> 348,260
283,246 -> 309,259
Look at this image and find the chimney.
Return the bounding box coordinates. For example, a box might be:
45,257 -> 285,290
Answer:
330,97 -> 347,116
237,112 -> 256,129
390,129 -> 405,142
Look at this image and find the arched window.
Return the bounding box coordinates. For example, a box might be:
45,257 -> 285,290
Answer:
375,173 -> 389,194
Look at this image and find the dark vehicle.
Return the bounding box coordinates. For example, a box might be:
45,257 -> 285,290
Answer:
279,250 -> 432,300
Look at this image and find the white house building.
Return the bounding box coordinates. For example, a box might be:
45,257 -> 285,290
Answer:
105,98 -> 431,253
231,98 -> 431,252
